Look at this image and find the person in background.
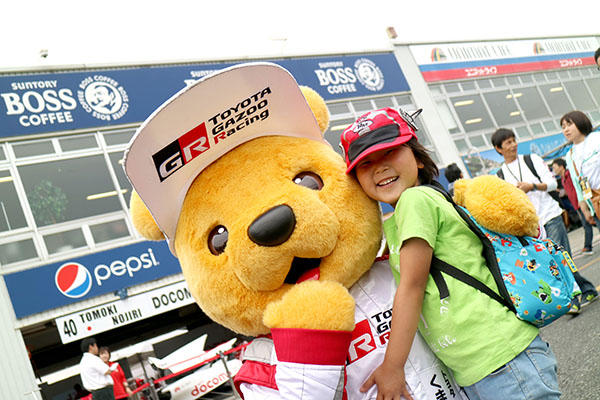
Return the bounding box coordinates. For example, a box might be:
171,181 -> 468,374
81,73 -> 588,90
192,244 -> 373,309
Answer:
552,158 -> 593,254
444,163 -> 463,196
79,338 -> 116,400
595,47 -> 600,70
99,346 -> 133,399
561,110 -> 600,311
492,127 -> 598,314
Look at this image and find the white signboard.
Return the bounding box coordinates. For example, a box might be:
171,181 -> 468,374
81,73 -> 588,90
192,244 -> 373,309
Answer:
55,280 -> 196,343
410,36 -> 600,65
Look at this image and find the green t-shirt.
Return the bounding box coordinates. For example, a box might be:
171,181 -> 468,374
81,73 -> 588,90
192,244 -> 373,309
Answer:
383,186 -> 538,386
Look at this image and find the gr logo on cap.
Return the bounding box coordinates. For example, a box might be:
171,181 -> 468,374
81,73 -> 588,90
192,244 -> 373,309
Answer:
340,107 -> 422,174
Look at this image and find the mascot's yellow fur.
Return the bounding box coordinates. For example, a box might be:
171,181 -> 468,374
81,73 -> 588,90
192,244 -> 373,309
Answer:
128,87 -> 539,339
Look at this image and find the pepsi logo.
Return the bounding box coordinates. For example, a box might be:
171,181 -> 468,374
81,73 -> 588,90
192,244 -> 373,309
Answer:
55,262 -> 92,298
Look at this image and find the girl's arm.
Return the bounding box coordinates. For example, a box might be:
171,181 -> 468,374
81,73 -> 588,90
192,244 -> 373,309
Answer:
360,237 -> 432,400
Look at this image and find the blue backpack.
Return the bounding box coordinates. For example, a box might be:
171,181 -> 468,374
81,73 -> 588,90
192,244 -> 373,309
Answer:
427,184 -> 580,327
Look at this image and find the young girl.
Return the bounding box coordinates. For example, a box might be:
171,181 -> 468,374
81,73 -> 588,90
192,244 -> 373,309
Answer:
339,107 -> 560,400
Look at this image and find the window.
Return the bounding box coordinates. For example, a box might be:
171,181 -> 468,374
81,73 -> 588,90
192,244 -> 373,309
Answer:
43,228 -> 87,255
520,74 -> 534,83
515,87 -> 550,120
564,81 -> 596,111
59,134 -> 99,152
327,102 -> 350,116
13,139 -> 54,158
109,152 -> 133,204
515,126 -> 532,139
0,170 -> 27,232
586,78 -> 600,105
0,145 -> 6,161
90,219 -> 130,243
460,82 -> 476,91
507,76 -> 521,86
453,138 -> 469,152
450,94 -> 494,132
103,129 -> 135,146
0,238 -> 38,265
18,155 -> 121,227
444,83 -> 460,93
477,79 -> 492,89
351,99 -> 373,112
539,84 -> 573,116
374,97 -> 394,108
543,120 -> 557,132
482,90 -> 524,126
395,95 -> 412,106
324,117 -> 355,154
436,100 -> 460,134
429,85 -> 443,95
491,78 -> 506,87
469,135 -> 487,148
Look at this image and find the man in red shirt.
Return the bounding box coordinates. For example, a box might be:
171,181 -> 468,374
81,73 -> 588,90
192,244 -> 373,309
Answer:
552,158 -> 594,254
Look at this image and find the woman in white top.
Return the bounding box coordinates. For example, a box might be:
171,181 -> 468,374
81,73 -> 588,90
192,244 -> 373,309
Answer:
562,111 -> 600,225
562,110 -> 600,309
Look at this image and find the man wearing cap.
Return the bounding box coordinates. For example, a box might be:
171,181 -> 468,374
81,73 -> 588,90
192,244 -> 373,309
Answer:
79,337 -> 116,400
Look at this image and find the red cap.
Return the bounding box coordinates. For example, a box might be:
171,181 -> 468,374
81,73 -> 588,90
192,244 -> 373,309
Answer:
340,107 -> 422,173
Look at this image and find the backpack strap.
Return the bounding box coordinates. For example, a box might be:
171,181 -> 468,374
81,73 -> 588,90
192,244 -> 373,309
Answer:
424,183 -> 516,313
523,154 -> 542,182
496,167 -> 505,180
430,257 -> 508,306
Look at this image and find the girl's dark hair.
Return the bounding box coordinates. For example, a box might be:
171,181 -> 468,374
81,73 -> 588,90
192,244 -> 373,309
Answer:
98,346 -> 110,357
560,111 -> 593,136
405,137 -> 439,184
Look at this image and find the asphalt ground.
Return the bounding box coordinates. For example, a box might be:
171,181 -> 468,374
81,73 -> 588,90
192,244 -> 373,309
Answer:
540,225 -> 600,400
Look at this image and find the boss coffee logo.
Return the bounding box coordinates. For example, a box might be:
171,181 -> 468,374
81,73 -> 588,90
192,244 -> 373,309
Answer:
152,87 -> 272,181
77,75 -> 129,121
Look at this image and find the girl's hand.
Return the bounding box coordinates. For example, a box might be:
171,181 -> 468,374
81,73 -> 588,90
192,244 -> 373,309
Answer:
360,362 -> 413,400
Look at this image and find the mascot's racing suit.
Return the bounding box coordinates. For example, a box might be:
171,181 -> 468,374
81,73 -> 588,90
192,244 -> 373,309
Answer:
234,259 -> 467,400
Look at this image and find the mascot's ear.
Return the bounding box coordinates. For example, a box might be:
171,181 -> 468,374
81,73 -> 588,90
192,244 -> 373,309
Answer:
129,191 -> 165,241
300,86 -> 329,134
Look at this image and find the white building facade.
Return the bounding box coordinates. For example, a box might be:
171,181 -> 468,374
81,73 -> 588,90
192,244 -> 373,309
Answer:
0,35 -> 598,399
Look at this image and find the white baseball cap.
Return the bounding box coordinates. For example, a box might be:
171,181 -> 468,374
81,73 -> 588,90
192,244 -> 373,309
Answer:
124,62 -> 324,254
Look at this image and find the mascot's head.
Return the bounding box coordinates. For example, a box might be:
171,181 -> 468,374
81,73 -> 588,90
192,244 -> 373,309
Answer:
125,63 -> 381,336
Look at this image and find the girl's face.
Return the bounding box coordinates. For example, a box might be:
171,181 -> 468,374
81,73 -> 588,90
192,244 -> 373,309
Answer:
561,119 -> 584,143
355,145 -> 422,207
99,351 -> 110,363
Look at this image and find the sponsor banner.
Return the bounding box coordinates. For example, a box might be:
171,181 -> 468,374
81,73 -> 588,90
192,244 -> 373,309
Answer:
410,36 -> 600,82
55,280 -> 194,343
4,241 -> 181,318
0,53 -> 408,138
461,133 -> 566,177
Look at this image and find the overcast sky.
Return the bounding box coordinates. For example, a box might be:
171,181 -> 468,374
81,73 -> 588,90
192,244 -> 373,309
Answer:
1,0 -> 598,70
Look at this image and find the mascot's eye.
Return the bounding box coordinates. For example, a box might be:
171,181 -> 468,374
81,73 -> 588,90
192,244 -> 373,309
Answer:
293,172 -> 323,190
208,225 -> 228,255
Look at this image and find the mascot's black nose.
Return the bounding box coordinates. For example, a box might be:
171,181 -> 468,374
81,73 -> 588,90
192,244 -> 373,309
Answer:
248,205 -> 296,246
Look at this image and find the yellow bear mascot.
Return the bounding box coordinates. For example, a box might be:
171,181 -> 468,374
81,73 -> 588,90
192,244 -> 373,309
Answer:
124,63 -> 537,399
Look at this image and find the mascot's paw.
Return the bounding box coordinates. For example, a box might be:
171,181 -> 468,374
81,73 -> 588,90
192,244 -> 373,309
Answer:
263,281 -> 355,331
454,175 -> 539,237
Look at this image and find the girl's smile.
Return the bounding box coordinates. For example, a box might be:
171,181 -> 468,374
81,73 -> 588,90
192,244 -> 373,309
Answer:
355,145 -> 422,207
